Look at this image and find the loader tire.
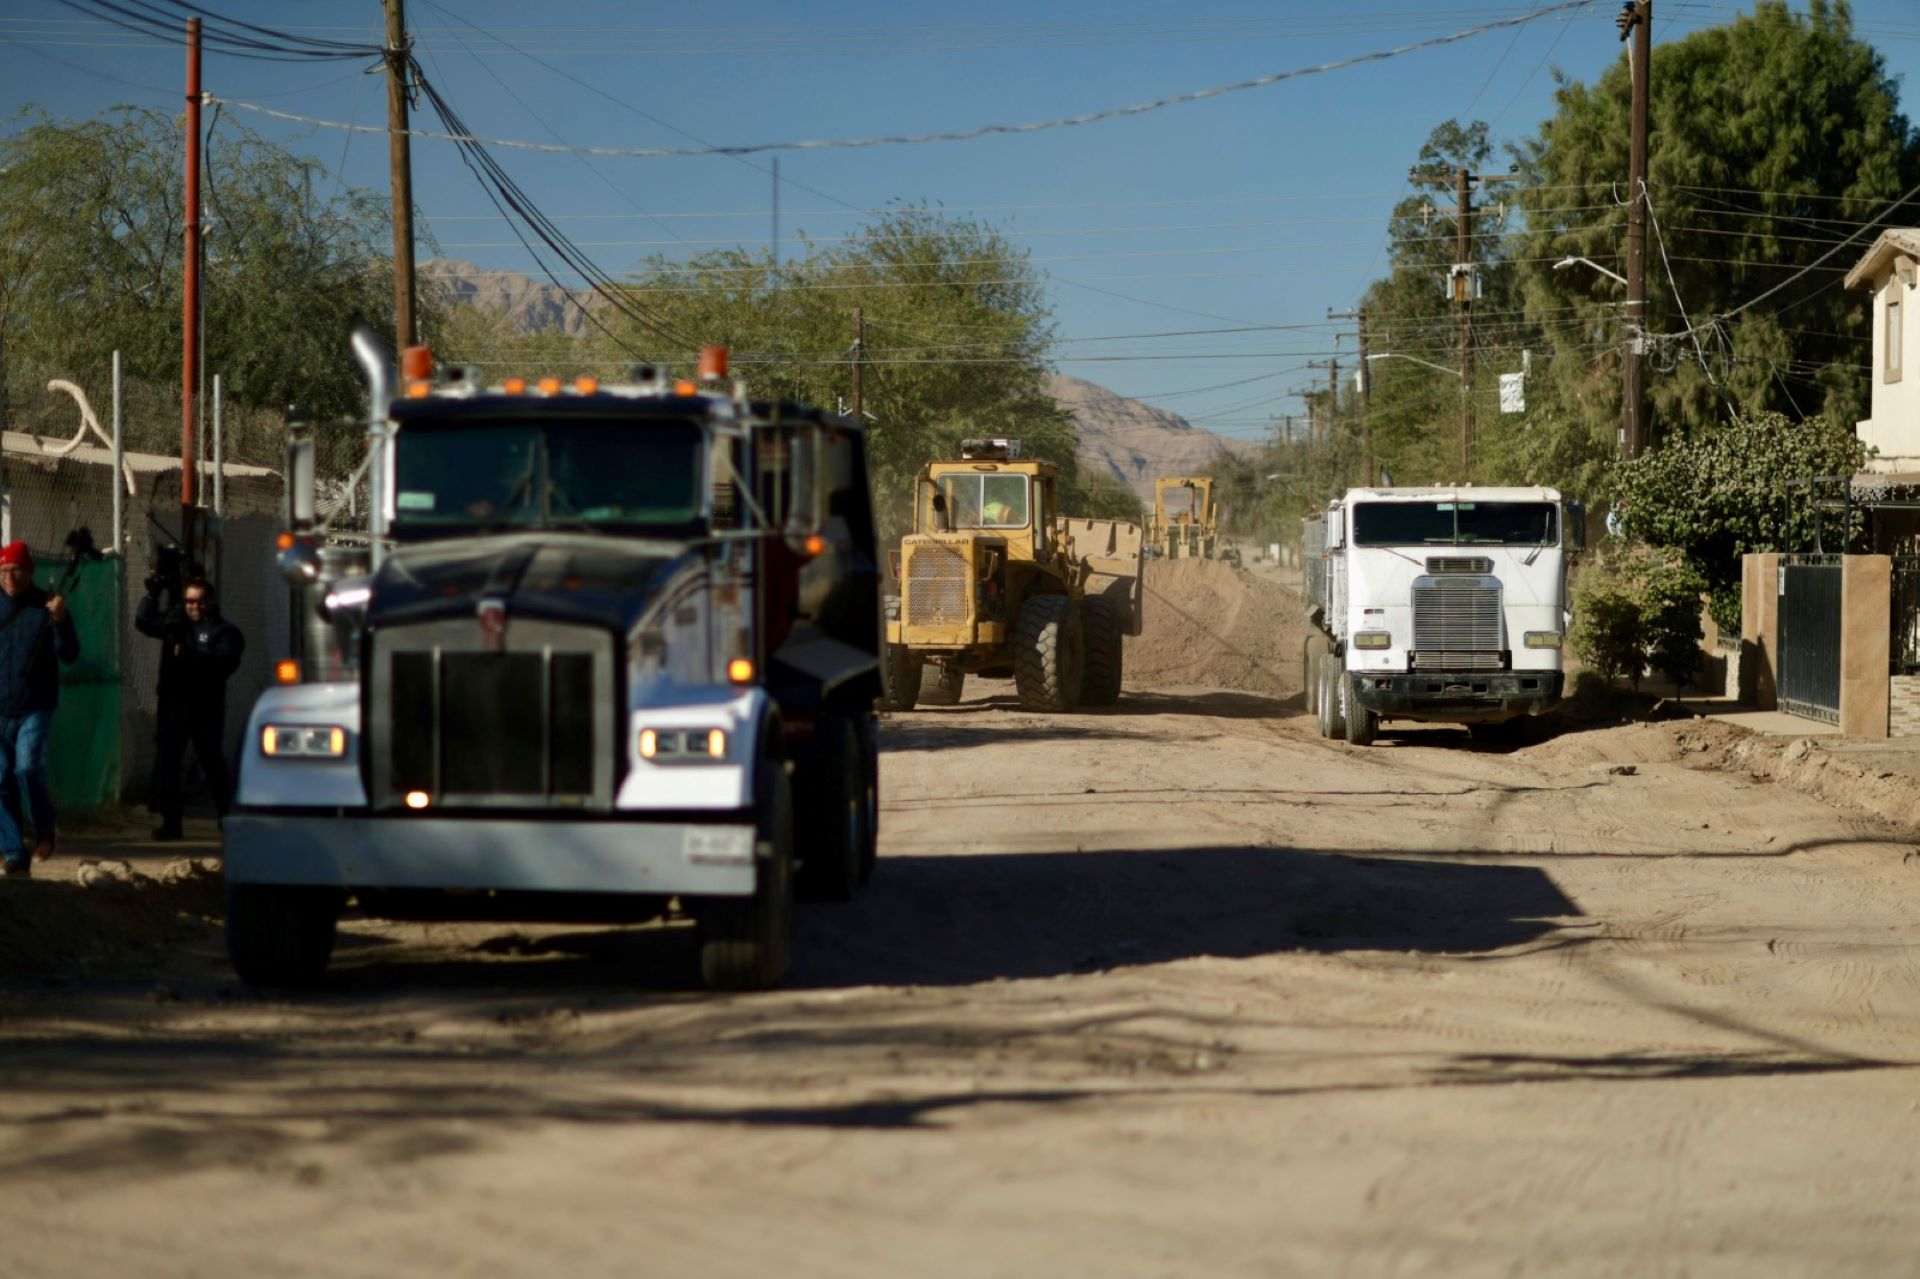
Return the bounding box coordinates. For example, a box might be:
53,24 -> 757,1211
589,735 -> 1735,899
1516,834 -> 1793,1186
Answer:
226,883 -> 340,989
699,760 -> 794,991
1080,595 -> 1125,707
919,663 -> 965,706
1014,593 -> 1084,712
1343,674 -> 1378,746
878,642 -> 923,711
795,716 -> 866,902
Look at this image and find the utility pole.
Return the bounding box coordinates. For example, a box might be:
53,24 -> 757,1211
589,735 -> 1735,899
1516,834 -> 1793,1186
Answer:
385,0 -> 417,352
182,15 -> 202,562
1331,307 -> 1373,486
1619,0 -> 1652,459
1412,164 -> 1515,477
1306,360 -> 1340,445
850,307 -> 864,420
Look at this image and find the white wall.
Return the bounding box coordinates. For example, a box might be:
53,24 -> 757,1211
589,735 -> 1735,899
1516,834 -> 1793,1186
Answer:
1860,265 -> 1920,472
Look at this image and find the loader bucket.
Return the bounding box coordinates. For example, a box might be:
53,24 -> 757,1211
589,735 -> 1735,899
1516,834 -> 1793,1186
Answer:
1057,517 -> 1145,637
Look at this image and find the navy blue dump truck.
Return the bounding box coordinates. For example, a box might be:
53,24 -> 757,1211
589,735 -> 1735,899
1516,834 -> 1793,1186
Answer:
225,330 -> 881,990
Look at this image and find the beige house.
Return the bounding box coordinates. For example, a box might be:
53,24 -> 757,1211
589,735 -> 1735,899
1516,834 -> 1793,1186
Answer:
1845,227 -> 1920,472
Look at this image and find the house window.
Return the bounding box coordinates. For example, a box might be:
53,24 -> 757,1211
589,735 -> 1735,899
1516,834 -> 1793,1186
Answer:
1889,296 -> 1904,384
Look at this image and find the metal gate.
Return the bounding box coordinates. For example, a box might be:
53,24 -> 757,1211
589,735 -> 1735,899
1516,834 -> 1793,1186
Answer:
1779,553 -> 1842,724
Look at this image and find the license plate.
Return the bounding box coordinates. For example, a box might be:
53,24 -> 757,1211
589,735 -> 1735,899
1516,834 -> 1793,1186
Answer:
683,826 -> 753,866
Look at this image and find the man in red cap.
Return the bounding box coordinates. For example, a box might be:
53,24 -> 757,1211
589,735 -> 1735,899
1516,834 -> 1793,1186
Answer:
0,542 -> 78,878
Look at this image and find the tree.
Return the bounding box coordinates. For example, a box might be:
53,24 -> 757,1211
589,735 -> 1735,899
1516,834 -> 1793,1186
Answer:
1509,0 -> 1920,495
590,208 -> 1100,535
1612,409 -> 1866,629
0,106 -> 416,436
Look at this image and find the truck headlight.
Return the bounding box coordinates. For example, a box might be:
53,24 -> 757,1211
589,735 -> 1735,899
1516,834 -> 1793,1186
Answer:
638,727 -> 729,762
1524,631 -> 1563,649
260,725 -> 347,758
1353,631 -> 1392,650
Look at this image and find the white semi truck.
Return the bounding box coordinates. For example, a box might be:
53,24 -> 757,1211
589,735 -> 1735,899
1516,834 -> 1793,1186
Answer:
1302,486 -> 1585,746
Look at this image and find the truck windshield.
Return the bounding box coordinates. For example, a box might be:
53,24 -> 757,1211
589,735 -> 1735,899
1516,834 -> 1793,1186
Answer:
393,419 -> 704,532
1351,501 -> 1557,547
938,473 -> 1029,529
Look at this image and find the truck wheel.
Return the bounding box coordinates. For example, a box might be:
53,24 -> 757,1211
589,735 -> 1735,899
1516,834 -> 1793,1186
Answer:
1343,674 -> 1378,746
225,883 -> 340,989
700,761 -> 794,990
1080,595 -> 1124,707
878,643 -> 923,711
1014,593 -> 1084,712
1320,654 -> 1349,740
796,717 -> 866,902
919,663 -> 965,706
1302,634 -> 1330,714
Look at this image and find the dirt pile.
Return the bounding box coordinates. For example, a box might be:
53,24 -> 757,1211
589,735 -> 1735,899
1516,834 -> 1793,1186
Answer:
0,858 -> 223,982
1127,559 -> 1313,697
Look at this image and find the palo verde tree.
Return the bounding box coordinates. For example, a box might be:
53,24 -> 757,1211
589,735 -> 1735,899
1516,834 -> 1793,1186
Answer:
0,106 -> 415,431
1510,0 -> 1920,500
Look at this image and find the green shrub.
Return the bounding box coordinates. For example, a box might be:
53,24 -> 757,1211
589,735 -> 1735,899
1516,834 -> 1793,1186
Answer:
1570,547 -> 1706,690
1572,572 -> 1646,687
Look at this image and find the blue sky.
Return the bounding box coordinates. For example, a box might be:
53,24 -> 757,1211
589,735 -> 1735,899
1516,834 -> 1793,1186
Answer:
5,1 -> 1919,439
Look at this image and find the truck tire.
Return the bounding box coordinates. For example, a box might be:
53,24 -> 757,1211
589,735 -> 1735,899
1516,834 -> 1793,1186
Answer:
1313,656 -> 1333,738
796,717 -> 866,902
700,760 -> 795,990
225,883 -> 340,989
1302,634 -> 1330,715
1014,593 -> 1084,712
1343,674 -> 1378,746
1080,595 -> 1125,707
919,663 -> 965,706
878,642 -> 923,711
1320,653 -> 1348,740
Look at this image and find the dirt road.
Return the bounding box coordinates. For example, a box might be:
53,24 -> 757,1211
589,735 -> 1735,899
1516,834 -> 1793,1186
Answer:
6,573 -> 1920,1275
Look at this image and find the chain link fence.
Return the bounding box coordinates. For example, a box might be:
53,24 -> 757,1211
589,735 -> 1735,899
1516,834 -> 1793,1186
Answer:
2,352 -> 293,814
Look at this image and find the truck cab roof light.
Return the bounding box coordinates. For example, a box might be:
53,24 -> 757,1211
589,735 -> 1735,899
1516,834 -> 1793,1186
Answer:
698,345 -> 729,381
574,376 -> 599,394
538,376 -> 561,395
275,659 -> 300,685
401,344 -> 434,381
675,379 -> 698,397
502,377 -> 527,395
727,657 -> 755,684
406,380 -> 432,398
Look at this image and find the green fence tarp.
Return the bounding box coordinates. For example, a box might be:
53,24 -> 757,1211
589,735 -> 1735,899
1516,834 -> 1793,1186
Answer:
35,556 -> 120,814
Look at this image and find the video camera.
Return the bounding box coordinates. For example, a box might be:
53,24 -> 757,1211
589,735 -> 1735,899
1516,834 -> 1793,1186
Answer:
144,541 -> 204,611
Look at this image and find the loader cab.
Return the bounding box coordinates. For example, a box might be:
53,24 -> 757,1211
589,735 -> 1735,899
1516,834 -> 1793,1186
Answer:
916,438 -> 1060,565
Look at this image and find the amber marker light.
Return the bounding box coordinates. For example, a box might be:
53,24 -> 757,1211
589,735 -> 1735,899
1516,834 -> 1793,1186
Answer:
674,379 -> 698,397
503,377 -> 527,395
275,659 -> 300,685
727,658 -> 755,684
406,380 -> 432,398
538,376 -> 561,395
275,531 -> 296,551
404,791 -> 431,810
574,376 -> 599,394
803,533 -> 826,557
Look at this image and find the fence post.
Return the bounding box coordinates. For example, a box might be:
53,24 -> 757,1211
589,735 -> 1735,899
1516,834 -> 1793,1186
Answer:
1742,552 -> 1781,710
1840,554 -> 1891,739
212,373 -> 224,519
112,350 -> 126,803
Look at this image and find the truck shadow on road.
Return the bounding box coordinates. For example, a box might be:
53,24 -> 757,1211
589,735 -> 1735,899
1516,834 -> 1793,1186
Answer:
789,844 -> 1579,988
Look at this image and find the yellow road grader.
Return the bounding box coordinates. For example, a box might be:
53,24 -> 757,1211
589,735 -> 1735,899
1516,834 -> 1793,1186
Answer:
881,439 -> 1144,712
1148,476 -> 1231,561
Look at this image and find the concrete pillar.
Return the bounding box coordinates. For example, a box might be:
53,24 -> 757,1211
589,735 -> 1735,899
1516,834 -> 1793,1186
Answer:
1741,552 -> 1780,709
1840,554 -> 1891,739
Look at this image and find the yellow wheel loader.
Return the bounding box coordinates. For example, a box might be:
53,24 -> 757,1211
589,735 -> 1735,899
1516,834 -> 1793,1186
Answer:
880,438 -> 1144,712
1148,476 -> 1221,560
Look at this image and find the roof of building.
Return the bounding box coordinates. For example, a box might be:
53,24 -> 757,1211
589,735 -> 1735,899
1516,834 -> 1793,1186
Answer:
2,430 -> 277,480
1842,228 -> 1920,290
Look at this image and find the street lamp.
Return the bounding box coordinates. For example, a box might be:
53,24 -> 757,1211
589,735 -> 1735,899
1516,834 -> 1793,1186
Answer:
1365,352 -> 1463,378
1554,255 -> 1627,287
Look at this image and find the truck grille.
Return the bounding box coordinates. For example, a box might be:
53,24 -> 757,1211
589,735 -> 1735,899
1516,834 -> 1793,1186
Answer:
906,545 -> 970,626
370,619 -> 615,809
1412,579 -> 1504,670
1426,556 -> 1493,575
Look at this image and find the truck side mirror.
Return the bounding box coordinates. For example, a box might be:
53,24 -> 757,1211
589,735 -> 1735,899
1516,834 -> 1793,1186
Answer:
1566,502 -> 1587,550
1326,507 -> 1346,549
287,436 -> 317,530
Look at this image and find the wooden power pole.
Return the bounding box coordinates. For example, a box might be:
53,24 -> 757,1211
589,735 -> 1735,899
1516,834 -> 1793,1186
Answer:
385,0 -> 417,352
1412,164 -> 1515,477
850,307 -> 864,419
1619,0 -> 1652,459
1330,307 -> 1373,486
181,16 -> 202,561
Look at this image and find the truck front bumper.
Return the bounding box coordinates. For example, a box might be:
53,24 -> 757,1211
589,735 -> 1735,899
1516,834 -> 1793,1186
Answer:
224,811 -> 759,897
1350,670 -> 1564,723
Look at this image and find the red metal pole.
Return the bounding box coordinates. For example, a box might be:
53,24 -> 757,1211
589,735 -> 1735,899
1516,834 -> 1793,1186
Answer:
181,16 -> 201,561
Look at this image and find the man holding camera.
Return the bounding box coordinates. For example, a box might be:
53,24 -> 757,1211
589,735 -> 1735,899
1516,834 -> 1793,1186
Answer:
137,572 -> 244,841
0,542 -> 79,878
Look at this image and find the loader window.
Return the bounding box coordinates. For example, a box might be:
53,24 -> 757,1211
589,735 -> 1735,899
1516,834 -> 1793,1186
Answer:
939,473 -> 1029,530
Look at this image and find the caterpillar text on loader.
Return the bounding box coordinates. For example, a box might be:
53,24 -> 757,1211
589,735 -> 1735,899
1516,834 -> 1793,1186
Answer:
880,438 -> 1143,712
